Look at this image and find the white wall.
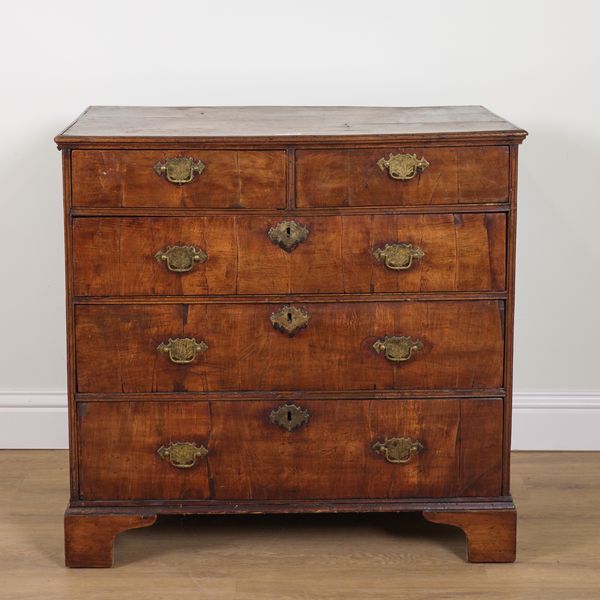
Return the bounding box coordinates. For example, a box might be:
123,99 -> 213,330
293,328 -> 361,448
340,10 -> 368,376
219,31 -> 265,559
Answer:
1,0 -> 599,448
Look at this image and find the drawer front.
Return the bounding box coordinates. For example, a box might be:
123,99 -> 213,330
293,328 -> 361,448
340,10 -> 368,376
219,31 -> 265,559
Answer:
296,146 -> 509,207
75,301 -> 504,393
71,150 -> 287,208
77,399 -> 503,501
72,213 -> 506,296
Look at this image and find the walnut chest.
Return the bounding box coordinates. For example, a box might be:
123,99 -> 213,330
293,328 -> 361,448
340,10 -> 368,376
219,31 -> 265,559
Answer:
56,106 -> 527,567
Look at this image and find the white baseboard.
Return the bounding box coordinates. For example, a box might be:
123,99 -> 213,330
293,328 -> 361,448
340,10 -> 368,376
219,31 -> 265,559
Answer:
0,391 -> 599,450
0,392 -> 69,449
511,392 -> 600,450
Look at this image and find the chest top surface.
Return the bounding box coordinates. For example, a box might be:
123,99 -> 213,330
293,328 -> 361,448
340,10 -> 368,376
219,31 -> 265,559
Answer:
55,105 -> 526,146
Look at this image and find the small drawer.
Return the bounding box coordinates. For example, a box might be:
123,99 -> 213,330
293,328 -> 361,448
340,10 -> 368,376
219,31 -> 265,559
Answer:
74,300 -> 504,393
77,398 -> 503,501
71,149 -> 287,208
296,146 -> 509,207
72,213 -> 506,296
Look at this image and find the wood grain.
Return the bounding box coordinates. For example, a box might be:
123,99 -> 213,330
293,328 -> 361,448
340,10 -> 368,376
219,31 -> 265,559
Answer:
71,149 -> 286,208
423,509 -> 516,562
75,399 -> 502,502
502,144 -> 520,494
72,213 -> 507,296
64,511 -> 157,567
77,402 -> 211,500
55,105 -> 526,145
61,149 -> 79,500
459,400 -> 504,496
296,147 -> 509,206
74,301 -> 505,393
210,398 -> 502,500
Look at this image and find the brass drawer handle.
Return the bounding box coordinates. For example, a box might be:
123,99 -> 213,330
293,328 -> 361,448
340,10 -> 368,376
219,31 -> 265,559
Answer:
157,337 -> 208,364
270,305 -> 310,336
377,153 -> 429,180
158,442 -> 208,468
270,403 -> 310,431
153,157 -> 205,184
373,437 -> 424,464
155,245 -> 207,272
268,220 -> 309,252
373,243 -> 424,271
373,335 -> 423,362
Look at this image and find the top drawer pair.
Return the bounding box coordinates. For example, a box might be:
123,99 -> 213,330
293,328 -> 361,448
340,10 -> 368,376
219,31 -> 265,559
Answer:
71,147 -> 509,208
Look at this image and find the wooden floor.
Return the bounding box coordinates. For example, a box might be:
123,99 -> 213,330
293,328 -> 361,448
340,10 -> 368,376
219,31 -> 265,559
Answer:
0,452 -> 599,599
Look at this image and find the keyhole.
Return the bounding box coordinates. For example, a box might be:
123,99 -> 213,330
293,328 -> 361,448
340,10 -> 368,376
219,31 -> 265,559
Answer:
287,311 -> 293,323
287,410 -> 293,422
286,226 -> 291,238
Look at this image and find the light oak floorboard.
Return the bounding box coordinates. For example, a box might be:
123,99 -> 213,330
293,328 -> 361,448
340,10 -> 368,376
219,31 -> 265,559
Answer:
0,451 -> 599,599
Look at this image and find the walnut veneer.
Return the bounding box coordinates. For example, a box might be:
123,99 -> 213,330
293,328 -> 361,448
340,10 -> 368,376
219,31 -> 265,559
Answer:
56,105 -> 527,567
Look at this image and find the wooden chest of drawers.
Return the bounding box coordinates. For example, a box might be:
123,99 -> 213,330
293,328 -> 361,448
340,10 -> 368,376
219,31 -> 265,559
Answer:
56,106 -> 527,567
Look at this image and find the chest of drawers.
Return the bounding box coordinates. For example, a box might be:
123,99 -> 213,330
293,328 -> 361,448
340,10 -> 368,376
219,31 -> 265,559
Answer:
56,106 -> 526,567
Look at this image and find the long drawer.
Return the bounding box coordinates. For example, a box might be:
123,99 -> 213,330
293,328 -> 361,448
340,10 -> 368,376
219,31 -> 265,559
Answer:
296,146 -> 509,207
72,213 -> 506,296
74,300 -> 504,393
77,399 -> 503,501
71,149 -> 287,208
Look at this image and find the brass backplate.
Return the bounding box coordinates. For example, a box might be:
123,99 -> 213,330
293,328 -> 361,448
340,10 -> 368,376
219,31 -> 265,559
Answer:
373,243 -> 424,271
269,403 -> 310,431
268,220 -> 309,252
153,157 -> 205,184
157,442 -> 208,468
377,153 -> 429,180
270,305 -> 310,336
157,337 -> 208,364
155,245 -> 207,272
373,335 -> 423,363
373,437 -> 424,464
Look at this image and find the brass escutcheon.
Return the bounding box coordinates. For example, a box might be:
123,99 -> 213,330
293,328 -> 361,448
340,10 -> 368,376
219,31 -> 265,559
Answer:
155,245 -> 207,272
157,442 -> 208,468
270,305 -> 310,336
373,335 -> 423,363
157,337 -> 208,364
268,220 -> 309,252
153,157 -> 205,184
373,437 -> 424,464
377,153 -> 429,180
373,243 -> 425,271
269,403 -> 310,432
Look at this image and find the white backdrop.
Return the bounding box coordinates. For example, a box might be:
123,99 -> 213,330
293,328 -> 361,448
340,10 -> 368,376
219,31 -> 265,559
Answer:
1,0 -> 599,448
